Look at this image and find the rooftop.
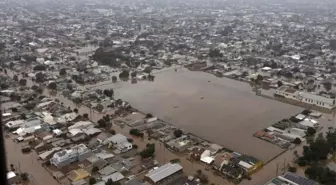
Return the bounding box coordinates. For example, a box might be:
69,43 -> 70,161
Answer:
145,163 -> 183,183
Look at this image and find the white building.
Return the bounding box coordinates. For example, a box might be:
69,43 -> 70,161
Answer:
104,133 -> 132,153
50,144 -> 92,168
275,86 -> 335,110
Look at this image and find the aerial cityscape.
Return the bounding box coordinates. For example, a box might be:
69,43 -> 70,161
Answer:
1,0 -> 336,185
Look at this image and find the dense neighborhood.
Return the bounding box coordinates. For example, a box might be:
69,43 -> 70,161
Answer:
1,0 -> 336,185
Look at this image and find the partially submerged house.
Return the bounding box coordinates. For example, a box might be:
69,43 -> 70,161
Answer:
144,163 -> 183,185
50,144 -> 92,168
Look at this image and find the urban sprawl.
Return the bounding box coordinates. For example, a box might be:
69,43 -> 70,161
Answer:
1,0 -> 336,185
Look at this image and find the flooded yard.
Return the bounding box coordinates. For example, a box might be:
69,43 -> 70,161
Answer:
95,68 -> 303,162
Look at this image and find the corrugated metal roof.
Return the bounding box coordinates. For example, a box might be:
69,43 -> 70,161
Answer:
145,163 -> 183,183
281,172 -> 318,185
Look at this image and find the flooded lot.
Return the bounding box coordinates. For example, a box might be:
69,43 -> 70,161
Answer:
96,68 -> 302,162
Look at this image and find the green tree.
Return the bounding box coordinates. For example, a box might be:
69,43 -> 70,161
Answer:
33,64 -> 47,71
89,177 -> 97,185
19,79 -> 27,86
35,72 -> 45,83
59,68 -> 67,76
174,129 -> 183,138
288,166 -> 297,173
323,82 -> 332,91
306,127 -> 316,136
119,71 -> 129,79
20,173 -> 29,181
73,108 -> 79,114
48,82 -> 57,90
140,143 -> 155,158
131,71 -> 137,78
105,179 -> 121,185
103,89 -> 114,98
277,81 -> 283,87
256,74 -> 264,84
92,166 -> 99,173
13,75 -> 18,81
83,113 -> 89,119
97,119 -> 107,128
143,66 -> 152,74
112,76 -> 117,83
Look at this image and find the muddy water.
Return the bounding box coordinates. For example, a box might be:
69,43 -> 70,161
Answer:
85,68 -> 302,162
5,69 -> 233,185
4,68 -> 313,185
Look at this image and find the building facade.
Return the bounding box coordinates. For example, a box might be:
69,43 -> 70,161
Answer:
274,86 -> 335,110
50,144 -> 92,168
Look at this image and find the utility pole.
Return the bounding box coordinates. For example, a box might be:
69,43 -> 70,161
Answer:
283,158 -> 286,174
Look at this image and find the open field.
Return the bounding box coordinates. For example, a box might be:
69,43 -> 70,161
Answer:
97,69 -> 303,162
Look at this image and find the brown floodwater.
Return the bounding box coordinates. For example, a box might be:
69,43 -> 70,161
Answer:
4,67 -> 313,185
88,68 -> 303,162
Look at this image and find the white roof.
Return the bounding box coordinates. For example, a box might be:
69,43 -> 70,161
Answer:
53,129 -> 63,135
68,121 -> 93,130
83,127 -> 101,135
105,133 -> 127,144
1,89 -> 15,93
6,120 -> 25,128
37,101 -> 54,108
44,115 -> 56,125
262,66 -> 272,71
238,161 -> 253,169
299,92 -> 335,105
2,112 -> 12,117
7,171 -> 16,179
305,118 -> 318,124
69,128 -> 83,136
295,114 -> 306,120
145,163 -> 183,183
95,152 -> 114,160
299,120 -> 318,128
201,150 -> 211,159
201,156 -> 214,164
147,117 -> 158,123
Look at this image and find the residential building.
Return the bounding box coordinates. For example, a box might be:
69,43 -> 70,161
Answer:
104,133 -> 128,145
166,135 -> 191,153
104,133 -> 133,152
264,172 -> 318,185
235,154 -> 263,174
213,152 -> 234,171
101,172 -> 125,183
50,144 -> 92,168
275,86 -> 335,110
7,171 -> 20,185
67,169 -> 90,182
144,163 -> 183,185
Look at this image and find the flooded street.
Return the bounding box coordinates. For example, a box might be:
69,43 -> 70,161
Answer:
5,137 -> 60,185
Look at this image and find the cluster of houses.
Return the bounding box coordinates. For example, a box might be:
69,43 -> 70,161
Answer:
254,110 -> 321,149
275,86 -> 335,112
1,73 -> 203,185
123,115 -> 263,183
